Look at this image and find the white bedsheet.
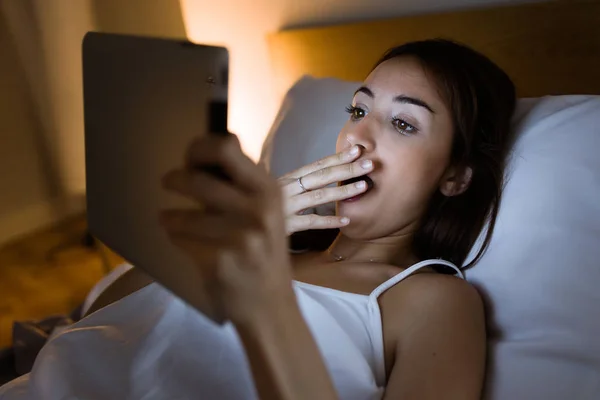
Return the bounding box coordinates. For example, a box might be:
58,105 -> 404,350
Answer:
0,282 -> 258,399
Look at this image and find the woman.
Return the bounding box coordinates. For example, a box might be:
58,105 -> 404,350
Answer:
0,39 -> 516,399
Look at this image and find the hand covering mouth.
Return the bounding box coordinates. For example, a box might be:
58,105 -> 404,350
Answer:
341,175 -> 374,191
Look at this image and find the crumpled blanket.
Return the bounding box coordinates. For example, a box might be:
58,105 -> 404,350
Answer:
0,315 -> 76,387
12,315 -> 75,376
0,263 -> 133,385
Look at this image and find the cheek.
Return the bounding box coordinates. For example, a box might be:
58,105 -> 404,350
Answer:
381,142 -> 451,197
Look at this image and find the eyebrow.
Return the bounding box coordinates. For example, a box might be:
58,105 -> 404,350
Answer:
354,86 -> 436,114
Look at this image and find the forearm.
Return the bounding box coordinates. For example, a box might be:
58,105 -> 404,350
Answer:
235,293 -> 338,400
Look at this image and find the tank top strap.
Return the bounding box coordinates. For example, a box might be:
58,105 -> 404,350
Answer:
369,259 -> 463,300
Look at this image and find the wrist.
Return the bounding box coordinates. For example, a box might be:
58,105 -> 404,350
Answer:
232,285 -> 299,331
232,286 -> 339,400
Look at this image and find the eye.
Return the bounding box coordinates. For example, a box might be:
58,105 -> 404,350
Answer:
392,118 -> 418,135
345,105 -> 366,121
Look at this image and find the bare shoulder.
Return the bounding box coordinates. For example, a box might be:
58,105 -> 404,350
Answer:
379,272 -> 486,398
380,271 -> 485,334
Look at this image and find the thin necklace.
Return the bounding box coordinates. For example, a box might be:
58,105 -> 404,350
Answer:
327,249 -> 382,263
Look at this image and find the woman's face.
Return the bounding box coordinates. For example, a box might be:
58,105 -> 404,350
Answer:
336,56 -> 456,240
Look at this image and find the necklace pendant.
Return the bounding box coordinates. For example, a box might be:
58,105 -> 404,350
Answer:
333,254 -> 344,261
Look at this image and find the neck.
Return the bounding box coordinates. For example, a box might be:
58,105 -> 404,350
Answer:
326,231 -> 419,267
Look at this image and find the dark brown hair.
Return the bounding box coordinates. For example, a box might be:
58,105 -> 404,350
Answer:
291,39 -> 516,268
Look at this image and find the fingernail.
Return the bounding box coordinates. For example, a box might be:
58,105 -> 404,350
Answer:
355,181 -> 366,189
350,146 -> 359,155
340,217 -> 350,224
361,160 -> 373,169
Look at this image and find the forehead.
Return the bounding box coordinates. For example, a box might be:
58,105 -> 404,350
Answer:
363,56 -> 442,101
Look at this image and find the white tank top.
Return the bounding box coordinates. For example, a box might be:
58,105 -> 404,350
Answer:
0,259 -> 462,400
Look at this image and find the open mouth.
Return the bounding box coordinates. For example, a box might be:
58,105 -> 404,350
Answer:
340,175 -> 374,202
342,174 -> 374,189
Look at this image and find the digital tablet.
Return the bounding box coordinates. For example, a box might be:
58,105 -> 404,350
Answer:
83,32 -> 229,322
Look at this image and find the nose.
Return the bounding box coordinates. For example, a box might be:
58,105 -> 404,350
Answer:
345,120 -> 376,153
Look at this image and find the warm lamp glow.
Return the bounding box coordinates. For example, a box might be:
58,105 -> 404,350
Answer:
179,0 -> 284,162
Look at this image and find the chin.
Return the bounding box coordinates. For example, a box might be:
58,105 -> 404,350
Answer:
338,222 -> 383,241
336,194 -> 409,240
337,202 -> 378,239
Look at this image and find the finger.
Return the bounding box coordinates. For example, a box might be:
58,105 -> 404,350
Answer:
296,158 -> 373,193
286,214 -> 350,235
281,176 -> 310,198
285,180 -> 368,215
162,168 -> 251,216
280,145 -> 361,182
185,135 -> 271,194
160,209 -> 243,241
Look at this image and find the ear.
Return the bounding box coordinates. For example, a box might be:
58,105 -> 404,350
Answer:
439,165 -> 473,197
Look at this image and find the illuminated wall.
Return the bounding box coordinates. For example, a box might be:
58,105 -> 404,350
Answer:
179,0 -> 539,161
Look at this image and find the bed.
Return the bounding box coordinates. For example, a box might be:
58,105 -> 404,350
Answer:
2,1 -> 598,397
262,1 -> 600,399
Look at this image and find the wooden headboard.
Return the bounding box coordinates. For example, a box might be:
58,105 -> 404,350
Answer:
267,0 -> 600,101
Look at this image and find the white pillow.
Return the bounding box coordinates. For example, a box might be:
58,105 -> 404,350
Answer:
465,95 -> 600,399
260,76 -> 600,399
